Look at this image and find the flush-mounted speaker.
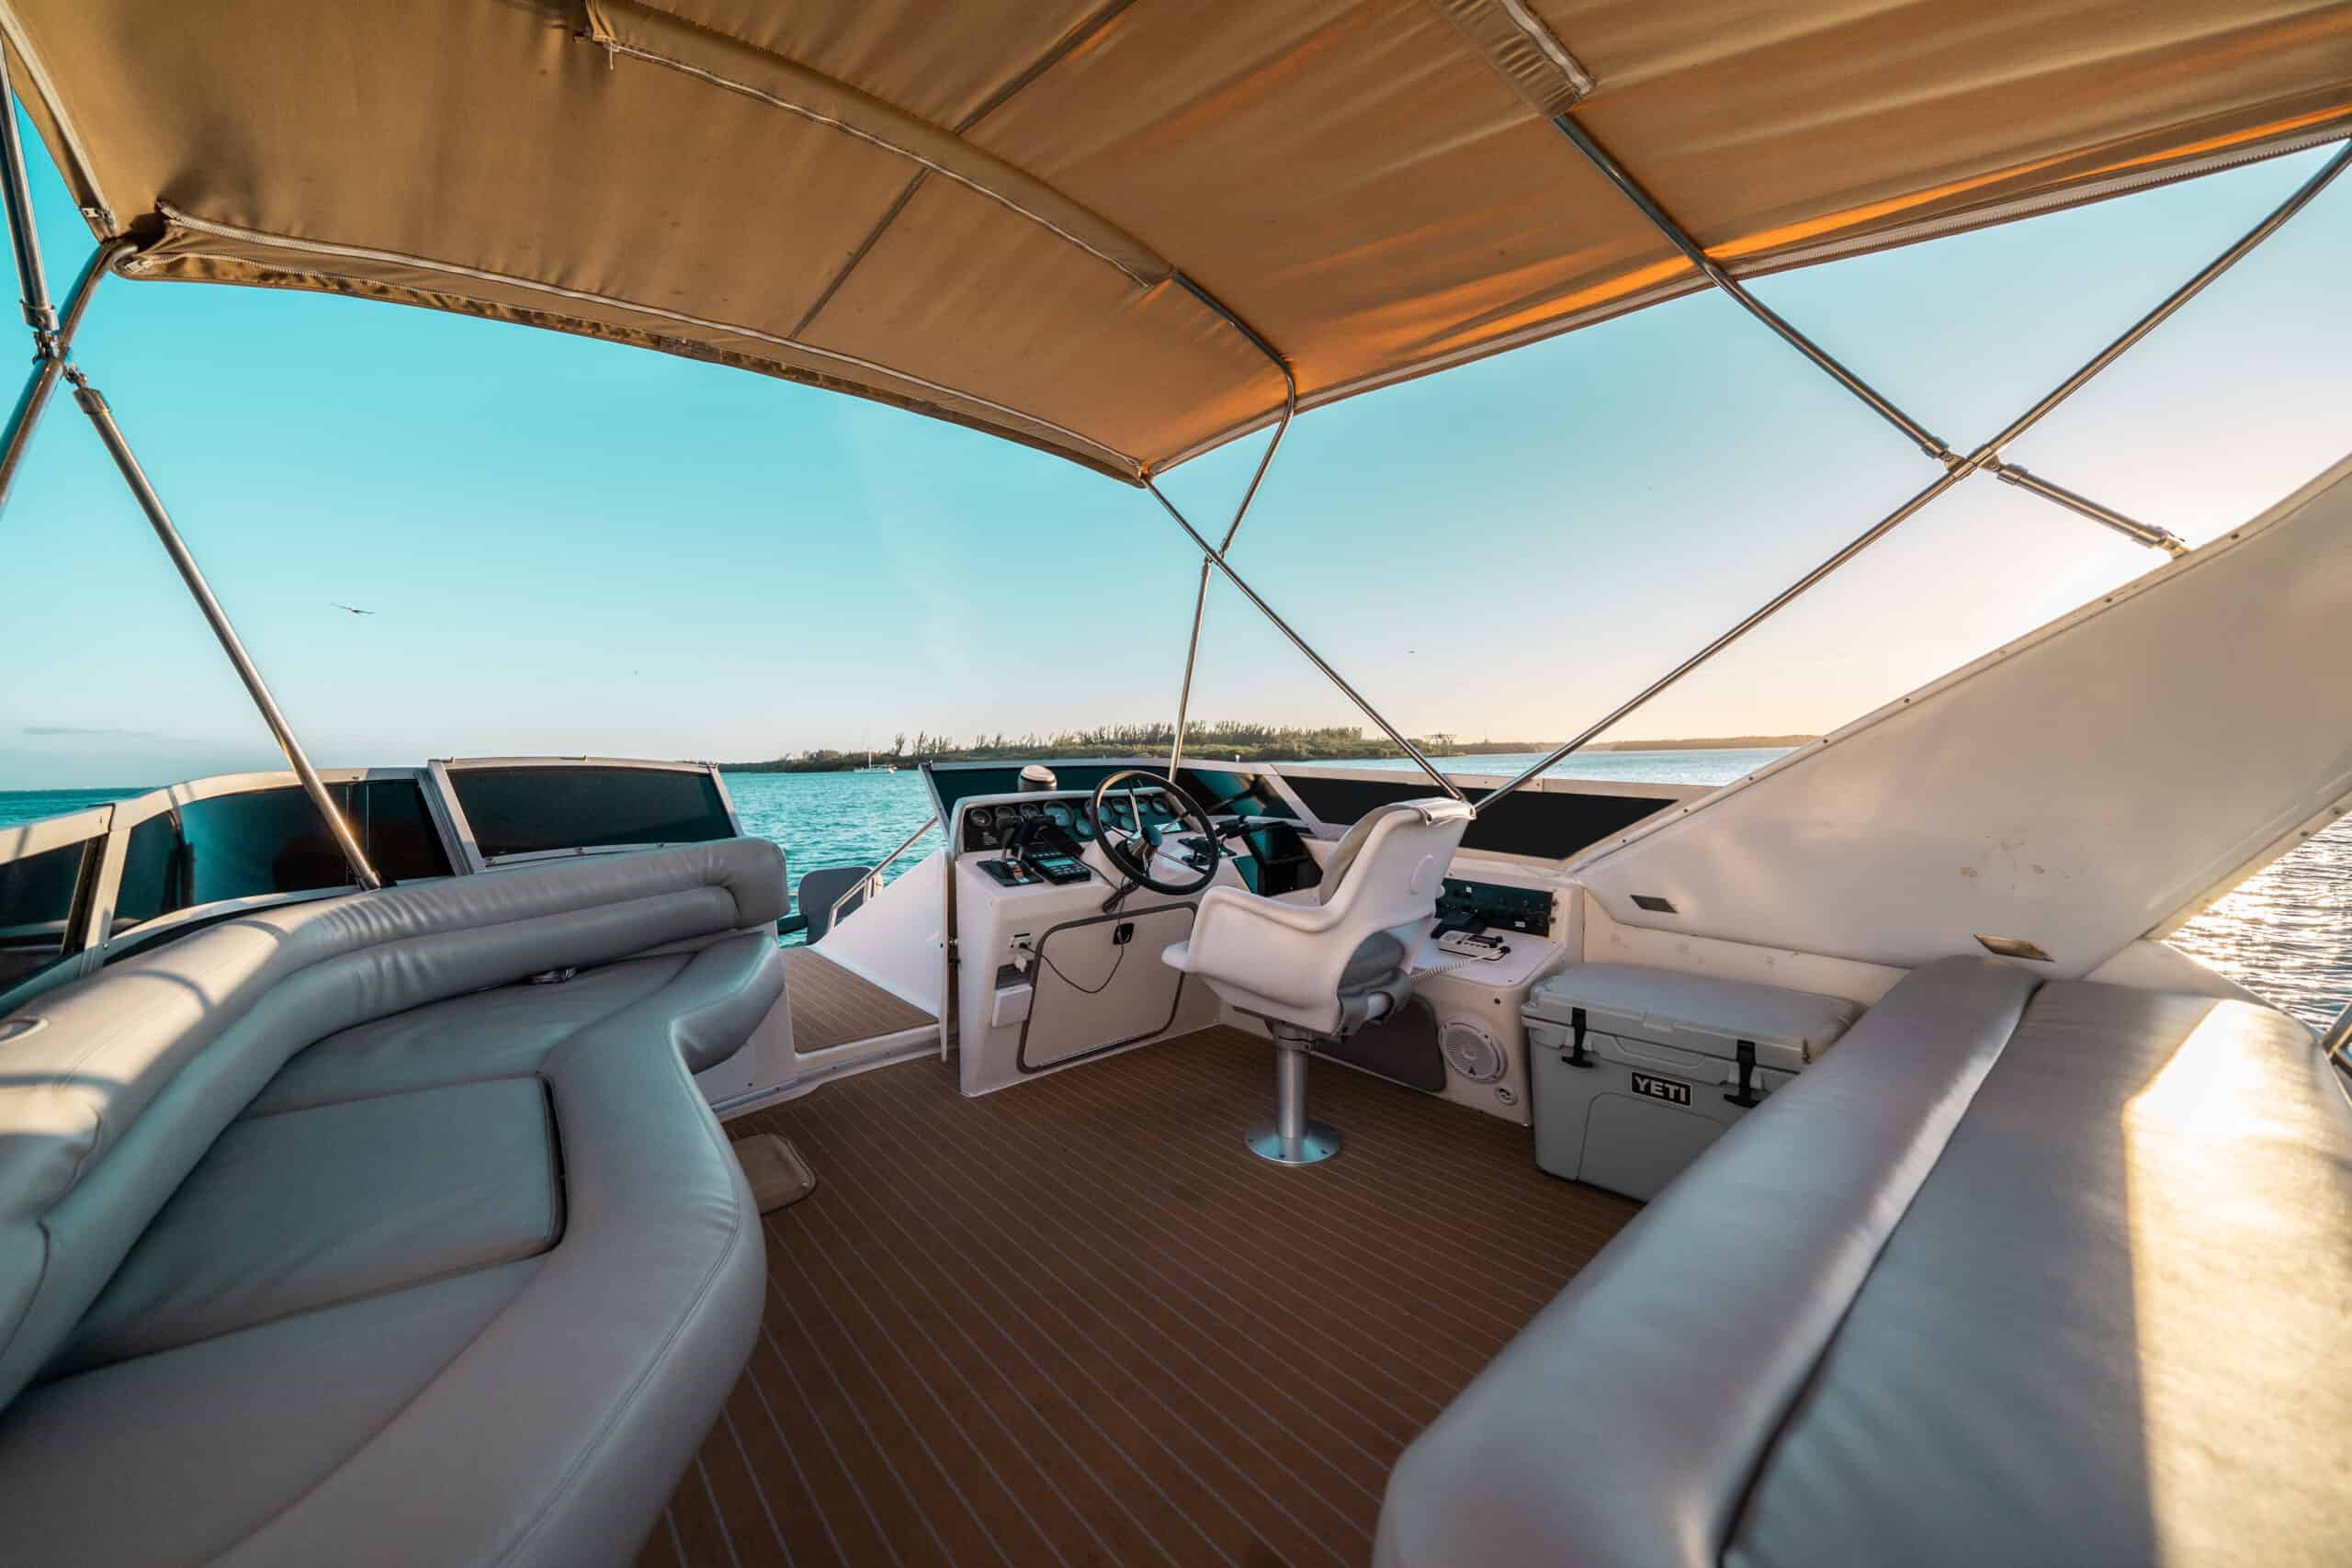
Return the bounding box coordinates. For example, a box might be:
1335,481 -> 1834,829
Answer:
1440,1019 -> 1507,1084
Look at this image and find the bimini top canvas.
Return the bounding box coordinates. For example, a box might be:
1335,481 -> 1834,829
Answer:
6,0 -> 2347,480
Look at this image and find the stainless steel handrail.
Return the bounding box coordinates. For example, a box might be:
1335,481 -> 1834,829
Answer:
823,811 -> 939,934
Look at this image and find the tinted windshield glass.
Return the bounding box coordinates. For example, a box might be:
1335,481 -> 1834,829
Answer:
1280,774 -> 1676,860
0,837 -> 90,990
112,779 -> 453,932
449,766 -> 732,858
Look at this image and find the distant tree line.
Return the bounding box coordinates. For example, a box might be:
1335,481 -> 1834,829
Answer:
722,723 -> 1813,773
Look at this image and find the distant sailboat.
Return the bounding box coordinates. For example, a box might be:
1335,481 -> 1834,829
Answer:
857,749 -> 896,773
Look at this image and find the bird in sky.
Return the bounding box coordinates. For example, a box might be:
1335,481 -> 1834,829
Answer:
331,603 -> 377,615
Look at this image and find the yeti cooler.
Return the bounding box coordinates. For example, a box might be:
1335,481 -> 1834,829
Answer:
1524,964 -> 1858,1200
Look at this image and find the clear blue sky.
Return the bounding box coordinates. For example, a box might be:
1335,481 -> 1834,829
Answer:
2,108 -> 2346,789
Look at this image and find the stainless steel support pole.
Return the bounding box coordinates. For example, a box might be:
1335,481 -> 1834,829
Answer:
1552,113 -> 1956,463
1246,1032 -> 1340,1164
0,46 -> 56,345
67,372 -> 383,889
1475,136 -> 2352,816
1147,478 -> 1466,802
1166,273 -> 1299,778
1167,559 -> 1214,773
1275,1047 -> 1308,1145
1168,378 -> 1295,774
1988,461 -> 2188,557
0,236 -> 129,514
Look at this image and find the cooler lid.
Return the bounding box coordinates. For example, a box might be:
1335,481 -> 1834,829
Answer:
1525,964 -> 1860,1057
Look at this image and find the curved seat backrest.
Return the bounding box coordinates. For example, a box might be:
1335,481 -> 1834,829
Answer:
0,838 -> 785,1409
1315,799 -> 1473,925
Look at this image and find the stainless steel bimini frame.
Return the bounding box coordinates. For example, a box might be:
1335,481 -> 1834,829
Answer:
1472,128 -> 2352,816
4,35 -> 2344,841
1136,106 -> 2348,822
0,51 -> 382,889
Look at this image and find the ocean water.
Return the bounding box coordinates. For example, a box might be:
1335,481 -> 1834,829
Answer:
727,770 -> 945,925
0,786 -> 151,824
6,755 -> 2347,1030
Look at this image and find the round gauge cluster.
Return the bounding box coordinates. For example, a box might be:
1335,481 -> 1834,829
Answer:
963,790 -> 1178,850
965,797 -> 1085,850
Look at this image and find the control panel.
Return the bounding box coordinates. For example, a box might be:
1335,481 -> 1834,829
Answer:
957,788 -> 1186,853
976,845 -> 1092,886
1434,876 -> 1555,937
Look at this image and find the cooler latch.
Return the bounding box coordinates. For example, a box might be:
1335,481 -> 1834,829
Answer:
1724,1040 -> 1763,1108
1564,1006 -> 1595,1069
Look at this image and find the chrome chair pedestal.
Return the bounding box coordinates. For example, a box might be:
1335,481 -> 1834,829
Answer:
1247,1034 -> 1340,1166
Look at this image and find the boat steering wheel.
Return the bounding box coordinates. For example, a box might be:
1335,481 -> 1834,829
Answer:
1089,770 -> 1220,896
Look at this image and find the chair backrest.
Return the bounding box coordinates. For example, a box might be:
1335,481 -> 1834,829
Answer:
797,865 -> 873,943
1316,798 -> 1473,930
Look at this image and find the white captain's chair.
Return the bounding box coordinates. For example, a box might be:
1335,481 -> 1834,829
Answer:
1163,796 -> 1473,1165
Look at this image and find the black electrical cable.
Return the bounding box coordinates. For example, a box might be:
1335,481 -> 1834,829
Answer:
1037,935 -> 1128,997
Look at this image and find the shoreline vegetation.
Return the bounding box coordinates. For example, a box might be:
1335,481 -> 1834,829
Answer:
724,724 -> 1815,773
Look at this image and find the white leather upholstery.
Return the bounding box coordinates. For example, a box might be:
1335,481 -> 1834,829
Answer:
0,840 -> 785,1567
1164,798 -> 1470,1036
56,1077 -> 561,1374
1375,960 -> 2352,1568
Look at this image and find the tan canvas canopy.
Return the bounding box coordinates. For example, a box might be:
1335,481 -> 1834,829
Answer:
4,0 -> 2348,481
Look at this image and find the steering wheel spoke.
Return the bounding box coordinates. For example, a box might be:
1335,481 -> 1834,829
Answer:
1088,770 -> 1220,897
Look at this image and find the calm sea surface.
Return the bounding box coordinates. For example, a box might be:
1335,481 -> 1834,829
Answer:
7,751 -> 2346,1029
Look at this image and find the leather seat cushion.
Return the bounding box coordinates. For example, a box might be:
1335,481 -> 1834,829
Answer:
1339,931 -> 1408,991
247,931 -> 777,1116
1377,964 -> 2352,1568
1727,983 -> 2352,1568
0,1260 -> 543,1568
55,1077 -> 560,1375
246,952 -> 694,1114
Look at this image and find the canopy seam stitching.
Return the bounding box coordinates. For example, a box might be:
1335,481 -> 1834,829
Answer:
599,38 -> 1154,289
788,0 -> 1140,341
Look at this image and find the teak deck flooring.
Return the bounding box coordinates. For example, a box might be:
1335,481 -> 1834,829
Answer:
642,1025 -> 1641,1568
783,947 -> 934,1054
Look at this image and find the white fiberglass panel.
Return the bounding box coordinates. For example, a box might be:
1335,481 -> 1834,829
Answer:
1574,452 -> 2352,977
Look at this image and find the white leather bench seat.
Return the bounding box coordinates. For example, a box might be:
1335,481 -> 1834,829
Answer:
1376,956 -> 2352,1568
0,840 -> 786,1568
